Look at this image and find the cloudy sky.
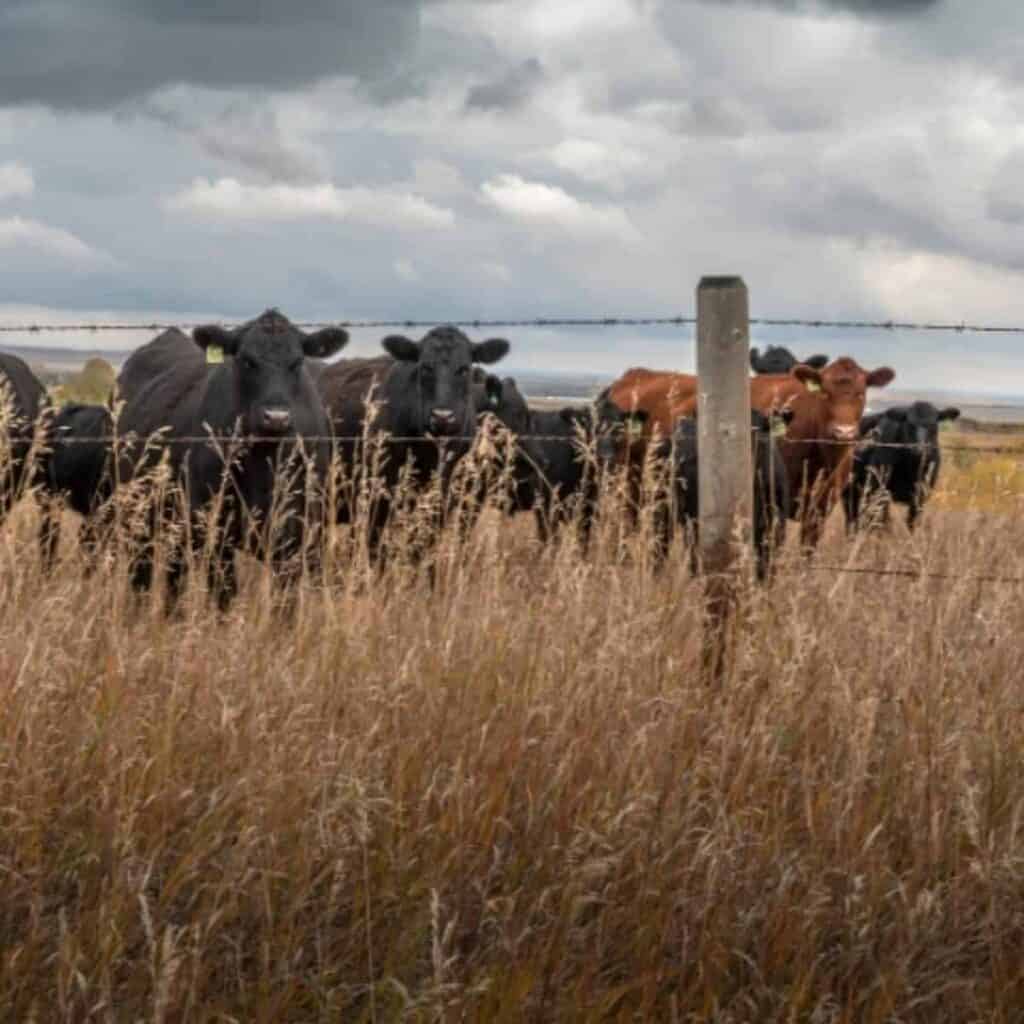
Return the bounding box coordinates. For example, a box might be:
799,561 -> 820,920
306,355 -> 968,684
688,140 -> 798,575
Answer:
1,0 -> 1023,394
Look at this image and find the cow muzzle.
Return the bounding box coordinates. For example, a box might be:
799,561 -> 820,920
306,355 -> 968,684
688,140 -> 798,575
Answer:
830,424 -> 858,443
428,408 -> 460,437
260,408 -> 293,435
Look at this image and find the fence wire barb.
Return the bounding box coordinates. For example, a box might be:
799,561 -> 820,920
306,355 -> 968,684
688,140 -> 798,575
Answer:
789,564 -> 1024,586
32,434 -> 1024,456
4,315 -> 1024,333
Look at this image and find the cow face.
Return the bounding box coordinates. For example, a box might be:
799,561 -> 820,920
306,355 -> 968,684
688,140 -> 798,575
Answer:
194,309 -> 349,437
793,357 -> 894,442
881,401 -> 960,450
382,326 -> 509,438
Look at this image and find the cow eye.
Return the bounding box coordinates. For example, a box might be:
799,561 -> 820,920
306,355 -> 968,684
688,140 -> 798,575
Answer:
242,355 -> 259,372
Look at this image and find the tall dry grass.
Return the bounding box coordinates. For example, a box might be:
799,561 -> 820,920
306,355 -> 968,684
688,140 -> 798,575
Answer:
1,427 -> 1024,1021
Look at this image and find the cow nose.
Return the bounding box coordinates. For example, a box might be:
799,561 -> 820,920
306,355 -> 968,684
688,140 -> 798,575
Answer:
260,408 -> 292,434
429,408 -> 459,436
831,424 -> 858,442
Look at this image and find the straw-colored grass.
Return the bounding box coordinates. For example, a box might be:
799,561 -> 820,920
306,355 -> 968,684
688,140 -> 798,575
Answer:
1,434 -> 1024,1022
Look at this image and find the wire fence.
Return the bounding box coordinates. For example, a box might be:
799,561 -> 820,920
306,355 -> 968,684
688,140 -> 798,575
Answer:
3,314 -> 1024,333
29,433 -> 1024,457
3,309 -> 1024,590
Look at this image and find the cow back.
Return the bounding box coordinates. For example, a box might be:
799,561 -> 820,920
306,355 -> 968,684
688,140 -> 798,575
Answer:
0,352 -> 47,436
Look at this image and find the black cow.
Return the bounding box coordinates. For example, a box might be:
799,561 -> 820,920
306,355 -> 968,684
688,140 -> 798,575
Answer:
0,352 -> 61,559
653,409 -> 792,580
114,311 -> 349,610
317,326 -> 509,562
750,345 -> 829,375
0,351 -> 48,510
845,401 -> 960,532
478,377 -> 646,548
37,403 -> 115,571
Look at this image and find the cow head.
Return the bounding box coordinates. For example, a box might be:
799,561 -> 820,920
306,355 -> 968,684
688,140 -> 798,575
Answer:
381,325 -> 509,438
878,401 -> 960,450
591,389 -> 649,465
750,345 -> 829,375
792,357 -> 894,442
193,309 -> 349,437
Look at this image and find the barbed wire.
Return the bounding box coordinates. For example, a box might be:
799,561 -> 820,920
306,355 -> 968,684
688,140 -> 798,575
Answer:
27,434 -> 1024,455
3,315 -> 1024,334
788,564 -> 1024,586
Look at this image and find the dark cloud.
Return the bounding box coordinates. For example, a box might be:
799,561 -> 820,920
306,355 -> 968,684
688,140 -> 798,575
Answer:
137,95 -> 327,184
697,0 -> 939,14
465,59 -> 544,113
0,0 -> 425,110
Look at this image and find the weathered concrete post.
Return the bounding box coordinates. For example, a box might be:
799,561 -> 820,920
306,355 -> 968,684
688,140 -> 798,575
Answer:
696,276 -> 753,683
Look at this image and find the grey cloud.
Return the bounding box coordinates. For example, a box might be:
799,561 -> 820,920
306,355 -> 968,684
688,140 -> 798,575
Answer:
986,148 -> 1024,226
465,59 -> 544,112
696,0 -> 940,14
0,0 -> 424,110
138,95 -> 328,184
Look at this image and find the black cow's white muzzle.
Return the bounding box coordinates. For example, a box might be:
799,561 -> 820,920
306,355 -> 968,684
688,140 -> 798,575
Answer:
260,408 -> 292,435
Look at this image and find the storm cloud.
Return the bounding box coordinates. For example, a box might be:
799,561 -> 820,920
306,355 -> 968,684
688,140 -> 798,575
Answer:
465,58 -> 545,112
0,0 -> 426,110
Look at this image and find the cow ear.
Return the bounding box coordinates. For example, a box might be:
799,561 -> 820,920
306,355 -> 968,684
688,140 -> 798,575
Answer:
939,406 -> 961,422
805,354 -> 829,370
193,324 -> 239,356
382,335 -> 420,362
885,407 -> 908,422
792,365 -> 822,388
471,337 -> 510,365
749,347 -> 762,372
866,367 -> 895,388
860,412 -> 885,433
302,327 -> 349,360
779,407 -> 795,426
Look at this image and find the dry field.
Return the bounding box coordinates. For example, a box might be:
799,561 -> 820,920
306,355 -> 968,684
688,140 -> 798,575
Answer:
1,426 -> 1024,1021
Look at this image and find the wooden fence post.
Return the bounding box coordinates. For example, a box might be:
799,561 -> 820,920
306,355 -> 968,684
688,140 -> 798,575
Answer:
696,276 -> 753,683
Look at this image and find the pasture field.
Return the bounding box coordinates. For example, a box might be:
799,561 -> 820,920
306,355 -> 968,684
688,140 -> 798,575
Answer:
2,431 -> 1024,1021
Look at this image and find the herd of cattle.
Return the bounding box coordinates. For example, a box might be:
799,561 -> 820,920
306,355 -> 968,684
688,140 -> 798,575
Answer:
0,308 -> 960,609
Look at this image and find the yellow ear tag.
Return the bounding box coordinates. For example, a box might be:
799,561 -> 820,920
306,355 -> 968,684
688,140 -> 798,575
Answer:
772,417 -> 787,439
206,344 -> 224,365
804,379 -> 820,392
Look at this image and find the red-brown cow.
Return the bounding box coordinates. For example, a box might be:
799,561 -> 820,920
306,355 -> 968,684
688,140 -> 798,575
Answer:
751,358 -> 895,548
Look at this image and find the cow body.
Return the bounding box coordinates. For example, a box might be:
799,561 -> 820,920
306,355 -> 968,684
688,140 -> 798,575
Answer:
749,358 -> 895,548
0,351 -> 48,519
317,326 -> 509,562
38,403 -> 115,571
115,311 -> 349,609
654,410 -> 790,579
845,402 -> 959,531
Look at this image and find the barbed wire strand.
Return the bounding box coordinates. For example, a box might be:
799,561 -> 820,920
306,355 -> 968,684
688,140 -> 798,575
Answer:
785,564 -> 1024,586
3,315 -> 1024,333
25,434 -> 1024,455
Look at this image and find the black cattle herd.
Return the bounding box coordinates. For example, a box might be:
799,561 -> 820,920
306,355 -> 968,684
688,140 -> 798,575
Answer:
0,310 -> 960,609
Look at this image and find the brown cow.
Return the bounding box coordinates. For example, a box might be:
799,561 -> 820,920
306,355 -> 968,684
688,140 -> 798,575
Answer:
605,367 -> 697,439
752,358 -> 895,548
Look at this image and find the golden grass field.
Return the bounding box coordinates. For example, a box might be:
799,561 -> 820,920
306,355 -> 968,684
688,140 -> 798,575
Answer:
1,423 -> 1024,1021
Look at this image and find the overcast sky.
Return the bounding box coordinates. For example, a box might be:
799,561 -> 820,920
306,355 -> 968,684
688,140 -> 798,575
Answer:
1,0 -> 1022,395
